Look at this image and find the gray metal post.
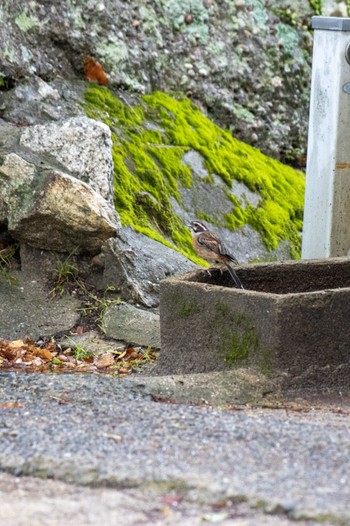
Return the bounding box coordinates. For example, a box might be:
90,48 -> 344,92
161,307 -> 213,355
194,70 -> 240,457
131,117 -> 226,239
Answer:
302,16 -> 350,259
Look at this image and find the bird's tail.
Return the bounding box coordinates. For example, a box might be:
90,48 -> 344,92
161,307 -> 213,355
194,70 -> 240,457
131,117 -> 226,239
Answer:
225,263 -> 244,289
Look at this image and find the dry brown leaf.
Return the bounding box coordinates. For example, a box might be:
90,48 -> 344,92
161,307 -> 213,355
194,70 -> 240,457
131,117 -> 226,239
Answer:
45,342 -> 57,353
0,347 -> 16,360
0,401 -> 23,409
84,56 -> 108,85
8,339 -> 25,349
95,352 -> 115,368
33,348 -> 55,361
57,354 -> 68,362
32,357 -> 44,367
116,349 -> 127,360
118,366 -> 132,375
23,353 -> 34,362
63,361 -> 77,368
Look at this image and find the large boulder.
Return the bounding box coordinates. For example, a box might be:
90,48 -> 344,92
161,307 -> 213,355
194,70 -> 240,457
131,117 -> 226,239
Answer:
20,117 -> 114,203
0,151 -> 119,254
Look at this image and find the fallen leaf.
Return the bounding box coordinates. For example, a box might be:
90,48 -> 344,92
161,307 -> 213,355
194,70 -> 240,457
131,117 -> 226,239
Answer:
0,401 -> 23,409
32,357 -> 44,367
84,56 -> 108,85
57,354 -> 69,362
33,348 -> 55,361
95,352 -> 115,368
45,342 -> 57,353
51,357 -> 62,365
118,367 -> 132,375
0,347 -> 16,360
8,339 -> 25,349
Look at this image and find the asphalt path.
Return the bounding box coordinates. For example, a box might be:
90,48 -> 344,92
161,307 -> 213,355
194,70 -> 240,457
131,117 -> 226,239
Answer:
0,371 -> 349,525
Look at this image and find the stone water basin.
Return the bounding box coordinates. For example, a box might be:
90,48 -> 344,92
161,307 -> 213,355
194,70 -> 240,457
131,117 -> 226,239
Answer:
159,258 -> 350,389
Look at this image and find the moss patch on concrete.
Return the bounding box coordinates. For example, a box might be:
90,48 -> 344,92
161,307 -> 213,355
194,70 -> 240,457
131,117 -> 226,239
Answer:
84,85 -> 304,261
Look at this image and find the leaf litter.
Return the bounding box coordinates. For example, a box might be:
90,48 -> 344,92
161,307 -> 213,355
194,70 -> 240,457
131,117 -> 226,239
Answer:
0,336 -> 158,376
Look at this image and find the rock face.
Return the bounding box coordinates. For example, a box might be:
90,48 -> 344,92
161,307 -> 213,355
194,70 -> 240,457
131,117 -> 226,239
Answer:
103,302 -> 161,348
20,117 -> 114,203
0,0 -> 319,163
0,271 -> 80,340
99,228 -> 197,308
0,141 -> 119,254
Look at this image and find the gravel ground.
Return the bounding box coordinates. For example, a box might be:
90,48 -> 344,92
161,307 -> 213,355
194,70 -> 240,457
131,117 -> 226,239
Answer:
0,371 -> 349,525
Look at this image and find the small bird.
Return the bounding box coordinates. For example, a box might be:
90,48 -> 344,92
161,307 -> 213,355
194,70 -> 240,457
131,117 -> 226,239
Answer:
189,220 -> 244,289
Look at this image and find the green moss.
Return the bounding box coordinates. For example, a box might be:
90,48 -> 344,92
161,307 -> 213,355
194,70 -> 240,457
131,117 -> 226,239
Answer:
178,298 -> 199,318
211,304 -> 274,374
84,85 -> 304,262
225,329 -> 259,364
310,0 -> 322,15
222,312 -> 259,366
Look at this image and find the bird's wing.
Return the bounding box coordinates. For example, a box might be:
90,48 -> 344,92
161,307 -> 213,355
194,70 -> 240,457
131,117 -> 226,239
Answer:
217,239 -> 239,265
221,246 -> 239,265
198,232 -> 239,265
197,231 -> 221,255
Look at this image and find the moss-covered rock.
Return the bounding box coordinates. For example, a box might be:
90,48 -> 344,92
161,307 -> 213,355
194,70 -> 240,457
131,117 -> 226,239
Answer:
84,85 -> 305,263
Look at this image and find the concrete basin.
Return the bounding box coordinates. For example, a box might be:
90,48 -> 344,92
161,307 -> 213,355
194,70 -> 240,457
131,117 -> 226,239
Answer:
158,258 -> 350,389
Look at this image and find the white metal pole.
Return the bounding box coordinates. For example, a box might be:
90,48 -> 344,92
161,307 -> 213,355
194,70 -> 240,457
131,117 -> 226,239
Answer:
302,16 -> 350,259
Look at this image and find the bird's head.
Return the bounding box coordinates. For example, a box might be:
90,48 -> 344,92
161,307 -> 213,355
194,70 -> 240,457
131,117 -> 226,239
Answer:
188,220 -> 208,234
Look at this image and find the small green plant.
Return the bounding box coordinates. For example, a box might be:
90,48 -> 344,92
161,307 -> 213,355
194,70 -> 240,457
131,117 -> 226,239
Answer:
0,245 -> 18,285
75,283 -> 121,333
50,250 -> 79,297
64,336 -> 92,361
72,344 -> 92,361
51,357 -> 63,365
142,346 -> 157,364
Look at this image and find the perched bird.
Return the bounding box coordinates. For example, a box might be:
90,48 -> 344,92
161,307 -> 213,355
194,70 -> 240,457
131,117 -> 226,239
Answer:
189,220 -> 244,289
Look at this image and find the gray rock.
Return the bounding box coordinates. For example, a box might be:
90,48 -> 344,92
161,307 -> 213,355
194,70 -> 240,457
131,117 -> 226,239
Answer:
20,116 -> 114,203
0,78 -> 85,126
100,227 -> 197,307
60,330 -> 126,356
0,153 -> 119,254
0,271 -> 80,340
323,0 -> 348,16
103,302 -> 160,348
